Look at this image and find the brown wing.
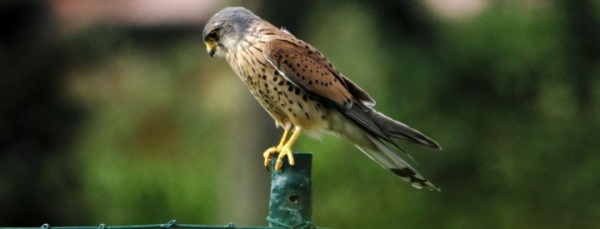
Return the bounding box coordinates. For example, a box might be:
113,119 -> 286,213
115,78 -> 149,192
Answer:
264,37 -> 375,109
264,37 -> 403,146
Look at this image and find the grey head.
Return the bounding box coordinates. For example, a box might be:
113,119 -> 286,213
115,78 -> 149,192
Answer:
203,7 -> 261,57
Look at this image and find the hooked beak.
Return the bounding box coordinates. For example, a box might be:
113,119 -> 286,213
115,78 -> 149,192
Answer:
205,41 -> 217,57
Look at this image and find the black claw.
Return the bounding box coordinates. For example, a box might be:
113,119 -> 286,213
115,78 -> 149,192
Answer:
265,155 -> 273,172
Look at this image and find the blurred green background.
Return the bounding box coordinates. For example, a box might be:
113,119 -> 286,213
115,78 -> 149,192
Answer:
1,0 -> 599,228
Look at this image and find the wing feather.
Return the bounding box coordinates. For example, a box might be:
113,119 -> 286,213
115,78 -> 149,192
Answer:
264,37 -> 400,146
264,38 -> 374,109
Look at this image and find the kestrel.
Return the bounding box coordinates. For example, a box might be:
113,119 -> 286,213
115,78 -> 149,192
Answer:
203,7 -> 442,191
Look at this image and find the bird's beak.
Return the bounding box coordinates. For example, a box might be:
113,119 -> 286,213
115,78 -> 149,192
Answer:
205,41 -> 217,57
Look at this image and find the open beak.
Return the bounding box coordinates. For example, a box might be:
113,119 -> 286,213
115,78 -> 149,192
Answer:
205,41 -> 217,57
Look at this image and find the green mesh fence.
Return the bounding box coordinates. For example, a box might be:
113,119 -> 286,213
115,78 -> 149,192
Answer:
7,220 -> 282,229
2,154 -> 323,229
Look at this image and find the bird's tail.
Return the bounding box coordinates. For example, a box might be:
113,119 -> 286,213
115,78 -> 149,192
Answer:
356,135 -> 440,191
370,110 -> 441,150
330,111 -> 440,191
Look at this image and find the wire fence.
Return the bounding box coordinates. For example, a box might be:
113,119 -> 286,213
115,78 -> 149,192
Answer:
2,154 -> 319,229
4,220 -> 283,229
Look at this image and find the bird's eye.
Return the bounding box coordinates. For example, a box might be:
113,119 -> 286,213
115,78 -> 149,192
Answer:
207,30 -> 219,40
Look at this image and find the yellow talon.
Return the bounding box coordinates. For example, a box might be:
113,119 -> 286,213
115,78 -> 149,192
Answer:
263,147 -> 280,168
274,146 -> 295,171
264,126 -> 302,171
263,126 -> 290,169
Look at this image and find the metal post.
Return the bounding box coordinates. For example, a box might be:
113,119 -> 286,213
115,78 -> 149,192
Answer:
267,153 -> 315,229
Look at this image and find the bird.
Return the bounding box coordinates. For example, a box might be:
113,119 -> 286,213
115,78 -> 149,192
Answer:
203,7 -> 442,191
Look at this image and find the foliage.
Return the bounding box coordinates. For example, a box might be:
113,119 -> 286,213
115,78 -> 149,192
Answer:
2,0 -> 599,228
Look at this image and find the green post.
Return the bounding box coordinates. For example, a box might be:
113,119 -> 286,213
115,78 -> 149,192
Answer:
267,153 -> 315,229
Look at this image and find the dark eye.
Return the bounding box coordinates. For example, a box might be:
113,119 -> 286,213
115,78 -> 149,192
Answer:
207,30 -> 219,40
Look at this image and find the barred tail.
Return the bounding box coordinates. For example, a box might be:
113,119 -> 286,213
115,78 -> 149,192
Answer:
330,111 -> 440,191
356,134 -> 440,191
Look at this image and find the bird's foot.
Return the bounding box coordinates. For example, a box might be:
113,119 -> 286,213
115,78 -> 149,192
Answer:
275,145 -> 295,171
263,147 -> 280,170
263,146 -> 295,171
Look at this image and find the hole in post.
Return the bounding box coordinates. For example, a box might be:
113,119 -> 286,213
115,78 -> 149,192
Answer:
289,194 -> 300,203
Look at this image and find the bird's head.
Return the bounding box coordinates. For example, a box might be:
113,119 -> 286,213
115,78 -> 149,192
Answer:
203,7 -> 260,58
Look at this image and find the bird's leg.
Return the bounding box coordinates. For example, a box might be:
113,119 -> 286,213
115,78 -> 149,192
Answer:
274,127 -> 302,171
263,125 -> 291,168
